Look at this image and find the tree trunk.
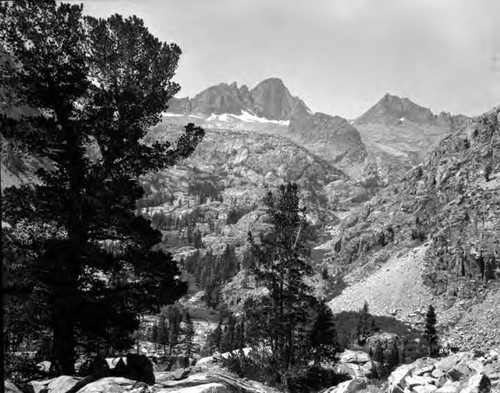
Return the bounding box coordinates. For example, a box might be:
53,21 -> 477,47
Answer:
53,296 -> 76,375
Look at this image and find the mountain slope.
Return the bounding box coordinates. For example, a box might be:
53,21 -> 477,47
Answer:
287,112 -> 367,177
327,106 -> 500,351
352,94 -> 469,184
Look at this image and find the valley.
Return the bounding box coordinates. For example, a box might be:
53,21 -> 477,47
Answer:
2,14 -> 499,391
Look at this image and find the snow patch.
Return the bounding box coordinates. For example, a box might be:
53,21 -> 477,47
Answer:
162,112 -> 184,117
207,111 -> 290,126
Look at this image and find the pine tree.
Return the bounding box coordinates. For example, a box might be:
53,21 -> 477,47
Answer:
235,320 -> 245,350
0,1 -> 204,373
157,315 -> 170,354
309,302 -> 340,365
423,305 -> 438,357
167,307 -> 182,354
356,301 -> 377,346
193,229 -> 203,249
245,183 -> 337,371
151,323 -> 159,350
184,314 -> 195,358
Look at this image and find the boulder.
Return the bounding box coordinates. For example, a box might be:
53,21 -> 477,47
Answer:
160,382 -> 229,393
173,368 -> 190,381
154,371 -> 274,393
413,385 -> 438,393
432,369 -> 446,379
415,364 -> 436,376
37,360 -> 52,373
448,362 -> 472,381
4,381 -> 23,393
338,361 -> 376,379
437,355 -> 460,372
339,350 -> 371,364
30,376 -> 83,393
155,371 -> 174,385
323,378 -> 367,393
405,375 -> 435,388
196,356 -> 213,366
460,373 -> 491,393
388,364 -> 417,393
76,377 -> 136,393
435,380 -> 460,393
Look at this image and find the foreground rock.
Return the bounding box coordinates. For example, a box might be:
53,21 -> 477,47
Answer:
323,378 -> 367,393
5,381 -> 23,393
30,376 -> 83,393
336,349 -> 376,379
29,370 -> 279,393
388,348 -> 500,393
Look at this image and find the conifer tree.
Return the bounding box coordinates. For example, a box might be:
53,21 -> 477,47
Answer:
156,315 -> 170,354
245,183 -> 338,371
167,307 -> 182,354
184,314 -> 195,358
423,305 -> 438,357
355,301 -> 377,346
1,0 -> 204,373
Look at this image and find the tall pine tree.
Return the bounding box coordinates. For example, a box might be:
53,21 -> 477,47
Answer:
245,183 -> 338,371
0,0 -> 204,373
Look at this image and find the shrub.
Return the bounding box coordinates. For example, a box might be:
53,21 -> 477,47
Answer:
221,349 -> 350,392
4,352 -> 40,391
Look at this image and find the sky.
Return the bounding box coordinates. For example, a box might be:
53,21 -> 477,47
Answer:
77,0 -> 499,119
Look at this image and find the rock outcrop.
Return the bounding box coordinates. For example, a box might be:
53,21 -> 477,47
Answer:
387,348 -> 500,393
337,350 -> 376,379
28,370 -> 280,393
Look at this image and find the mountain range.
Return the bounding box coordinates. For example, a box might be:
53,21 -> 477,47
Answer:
3,73 -> 497,358
168,78 -> 310,120
165,77 -> 468,184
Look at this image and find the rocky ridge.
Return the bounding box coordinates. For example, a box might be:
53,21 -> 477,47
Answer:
168,78 -> 310,121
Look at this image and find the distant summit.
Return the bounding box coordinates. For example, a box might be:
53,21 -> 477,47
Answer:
250,78 -> 310,120
355,93 -> 467,128
167,78 -> 311,121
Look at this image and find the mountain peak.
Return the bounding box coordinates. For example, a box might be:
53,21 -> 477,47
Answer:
355,94 -> 468,129
166,77 -> 310,121
356,94 -> 437,126
254,77 -> 286,88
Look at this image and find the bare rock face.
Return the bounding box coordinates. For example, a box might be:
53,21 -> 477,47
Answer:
288,112 -> 367,169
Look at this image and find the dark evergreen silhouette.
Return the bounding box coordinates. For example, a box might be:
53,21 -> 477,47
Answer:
355,301 -> 378,345
423,305 -> 439,357
0,0 -> 204,374
184,314 -> 195,358
245,183 -> 339,373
